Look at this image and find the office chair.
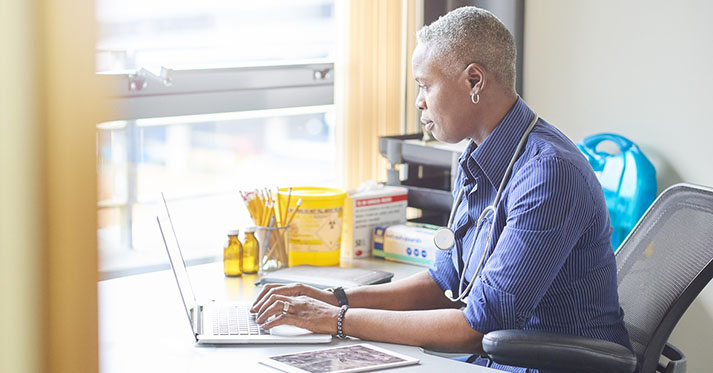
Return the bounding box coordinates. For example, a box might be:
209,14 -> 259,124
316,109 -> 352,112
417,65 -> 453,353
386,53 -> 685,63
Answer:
481,183 -> 713,373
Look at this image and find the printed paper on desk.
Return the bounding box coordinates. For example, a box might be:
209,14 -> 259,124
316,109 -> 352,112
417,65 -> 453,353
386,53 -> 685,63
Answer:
261,343 -> 419,373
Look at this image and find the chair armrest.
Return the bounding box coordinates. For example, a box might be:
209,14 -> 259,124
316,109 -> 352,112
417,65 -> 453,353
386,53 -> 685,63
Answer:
658,342 -> 686,373
482,329 -> 637,373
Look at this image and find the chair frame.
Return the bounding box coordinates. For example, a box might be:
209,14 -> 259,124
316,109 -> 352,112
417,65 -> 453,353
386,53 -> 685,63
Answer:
622,183 -> 713,372
482,183 -> 713,373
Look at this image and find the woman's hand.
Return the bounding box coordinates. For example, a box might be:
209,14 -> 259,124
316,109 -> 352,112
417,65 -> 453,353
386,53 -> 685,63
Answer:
253,293 -> 341,335
250,283 -> 337,312
250,283 -> 341,334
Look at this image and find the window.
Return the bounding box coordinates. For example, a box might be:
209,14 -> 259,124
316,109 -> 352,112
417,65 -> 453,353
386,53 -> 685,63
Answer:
96,0 -> 335,71
96,0 -> 337,277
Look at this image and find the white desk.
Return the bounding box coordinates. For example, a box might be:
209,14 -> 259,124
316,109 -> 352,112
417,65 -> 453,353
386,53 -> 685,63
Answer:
99,259 -> 502,372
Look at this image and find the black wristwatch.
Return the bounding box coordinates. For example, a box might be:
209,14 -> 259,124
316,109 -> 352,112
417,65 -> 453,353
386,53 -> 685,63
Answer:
328,286 -> 349,307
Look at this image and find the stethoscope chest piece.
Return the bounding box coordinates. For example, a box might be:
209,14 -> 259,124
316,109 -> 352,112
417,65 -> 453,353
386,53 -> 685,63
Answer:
434,227 -> 456,251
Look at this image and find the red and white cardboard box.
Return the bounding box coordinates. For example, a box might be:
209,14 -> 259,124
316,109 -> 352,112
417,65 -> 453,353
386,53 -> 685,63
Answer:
340,185 -> 408,259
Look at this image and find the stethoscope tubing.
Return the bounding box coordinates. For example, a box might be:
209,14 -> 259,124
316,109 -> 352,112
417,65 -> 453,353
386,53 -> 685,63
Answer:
438,112 -> 539,303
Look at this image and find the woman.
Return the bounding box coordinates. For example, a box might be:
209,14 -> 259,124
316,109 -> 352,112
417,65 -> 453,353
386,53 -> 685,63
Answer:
252,6 -> 631,372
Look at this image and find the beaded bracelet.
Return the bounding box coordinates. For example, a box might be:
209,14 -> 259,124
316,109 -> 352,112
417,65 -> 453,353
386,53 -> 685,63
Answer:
336,305 -> 349,340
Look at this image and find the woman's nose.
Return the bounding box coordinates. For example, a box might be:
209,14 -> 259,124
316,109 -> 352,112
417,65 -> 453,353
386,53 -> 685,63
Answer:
415,92 -> 426,111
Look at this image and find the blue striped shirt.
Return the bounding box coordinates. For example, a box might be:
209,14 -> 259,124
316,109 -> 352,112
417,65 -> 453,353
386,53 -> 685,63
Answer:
428,98 -> 632,372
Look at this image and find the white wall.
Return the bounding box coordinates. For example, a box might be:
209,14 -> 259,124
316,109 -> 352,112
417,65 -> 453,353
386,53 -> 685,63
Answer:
524,0 -> 713,370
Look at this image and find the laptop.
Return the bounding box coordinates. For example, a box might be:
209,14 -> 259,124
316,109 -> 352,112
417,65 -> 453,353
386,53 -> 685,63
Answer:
157,194 -> 332,344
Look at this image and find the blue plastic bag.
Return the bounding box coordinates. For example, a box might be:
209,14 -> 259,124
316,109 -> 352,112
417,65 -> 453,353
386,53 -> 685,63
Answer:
577,133 -> 656,251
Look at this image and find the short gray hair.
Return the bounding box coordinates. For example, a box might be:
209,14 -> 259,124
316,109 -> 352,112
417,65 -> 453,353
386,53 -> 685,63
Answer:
417,6 -> 516,89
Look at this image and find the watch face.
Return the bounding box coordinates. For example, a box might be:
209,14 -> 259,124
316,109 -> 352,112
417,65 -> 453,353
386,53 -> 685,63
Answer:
332,287 -> 348,307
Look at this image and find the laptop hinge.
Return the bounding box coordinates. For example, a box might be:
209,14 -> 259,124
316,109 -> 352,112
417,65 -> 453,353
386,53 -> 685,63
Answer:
194,305 -> 204,336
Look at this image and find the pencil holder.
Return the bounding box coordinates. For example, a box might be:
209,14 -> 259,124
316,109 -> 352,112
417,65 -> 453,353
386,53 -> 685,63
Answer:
255,225 -> 289,273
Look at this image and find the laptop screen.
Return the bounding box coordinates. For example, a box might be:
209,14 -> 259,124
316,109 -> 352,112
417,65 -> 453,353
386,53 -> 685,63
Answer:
157,193 -> 198,336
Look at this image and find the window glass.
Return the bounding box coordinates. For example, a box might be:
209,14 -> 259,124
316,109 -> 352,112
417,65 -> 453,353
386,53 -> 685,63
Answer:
96,0 -> 335,72
97,107 -> 337,274
131,108 -> 336,199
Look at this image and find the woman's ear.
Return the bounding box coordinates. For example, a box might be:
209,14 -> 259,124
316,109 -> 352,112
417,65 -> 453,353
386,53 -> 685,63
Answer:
465,63 -> 486,93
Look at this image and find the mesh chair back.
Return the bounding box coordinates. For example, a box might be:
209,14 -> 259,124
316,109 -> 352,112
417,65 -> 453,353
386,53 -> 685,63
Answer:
615,184 -> 713,372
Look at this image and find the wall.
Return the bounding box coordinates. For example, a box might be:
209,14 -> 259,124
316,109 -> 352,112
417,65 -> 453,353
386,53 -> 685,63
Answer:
523,0 -> 713,370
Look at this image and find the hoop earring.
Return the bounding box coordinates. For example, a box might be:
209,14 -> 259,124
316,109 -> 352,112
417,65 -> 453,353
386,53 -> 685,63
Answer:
471,93 -> 480,105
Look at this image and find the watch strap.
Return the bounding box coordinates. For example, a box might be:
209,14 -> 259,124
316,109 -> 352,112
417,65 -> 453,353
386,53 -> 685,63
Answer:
330,286 -> 349,307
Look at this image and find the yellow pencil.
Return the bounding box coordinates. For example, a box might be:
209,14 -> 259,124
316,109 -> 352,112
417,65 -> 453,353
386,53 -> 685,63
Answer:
282,187 -> 292,227
274,187 -> 282,226
286,198 -> 302,226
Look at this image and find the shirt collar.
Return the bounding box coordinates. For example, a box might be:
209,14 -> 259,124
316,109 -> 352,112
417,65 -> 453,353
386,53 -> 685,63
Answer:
458,97 -> 536,191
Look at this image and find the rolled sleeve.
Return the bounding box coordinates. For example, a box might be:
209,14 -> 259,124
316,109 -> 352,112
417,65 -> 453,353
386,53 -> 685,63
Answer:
463,277 -> 519,333
427,249 -> 459,295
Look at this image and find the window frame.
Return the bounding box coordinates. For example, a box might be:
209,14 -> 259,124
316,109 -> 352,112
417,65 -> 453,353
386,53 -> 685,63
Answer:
97,61 -> 335,278
99,60 -> 334,120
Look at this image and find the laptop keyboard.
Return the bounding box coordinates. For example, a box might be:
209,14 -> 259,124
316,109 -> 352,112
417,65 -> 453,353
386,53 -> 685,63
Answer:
212,304 -> 269,336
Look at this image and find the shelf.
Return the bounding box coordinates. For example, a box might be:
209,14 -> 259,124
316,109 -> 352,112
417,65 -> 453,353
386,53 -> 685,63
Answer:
379,134 -> 466,226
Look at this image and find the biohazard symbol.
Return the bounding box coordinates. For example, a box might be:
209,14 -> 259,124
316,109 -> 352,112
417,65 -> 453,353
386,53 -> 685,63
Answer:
316,218 -> 343,248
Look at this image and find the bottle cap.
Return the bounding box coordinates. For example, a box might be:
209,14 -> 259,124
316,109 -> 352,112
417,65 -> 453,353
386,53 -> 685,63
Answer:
227,229 -> 240,236
244,226 -> 256,233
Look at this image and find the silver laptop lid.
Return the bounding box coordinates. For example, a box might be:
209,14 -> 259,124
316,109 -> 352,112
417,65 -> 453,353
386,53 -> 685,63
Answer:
157,193 -> 199,338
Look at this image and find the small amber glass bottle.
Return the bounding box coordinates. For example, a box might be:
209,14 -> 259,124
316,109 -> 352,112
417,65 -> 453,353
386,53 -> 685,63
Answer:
223,229 -> 243,277
242,227 -> 259,274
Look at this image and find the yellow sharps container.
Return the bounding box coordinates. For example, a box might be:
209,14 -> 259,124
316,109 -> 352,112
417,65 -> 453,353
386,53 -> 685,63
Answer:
279,187 -> 346,267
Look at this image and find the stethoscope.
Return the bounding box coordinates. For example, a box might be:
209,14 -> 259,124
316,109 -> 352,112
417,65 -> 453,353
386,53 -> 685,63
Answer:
433,113 -> 539,303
